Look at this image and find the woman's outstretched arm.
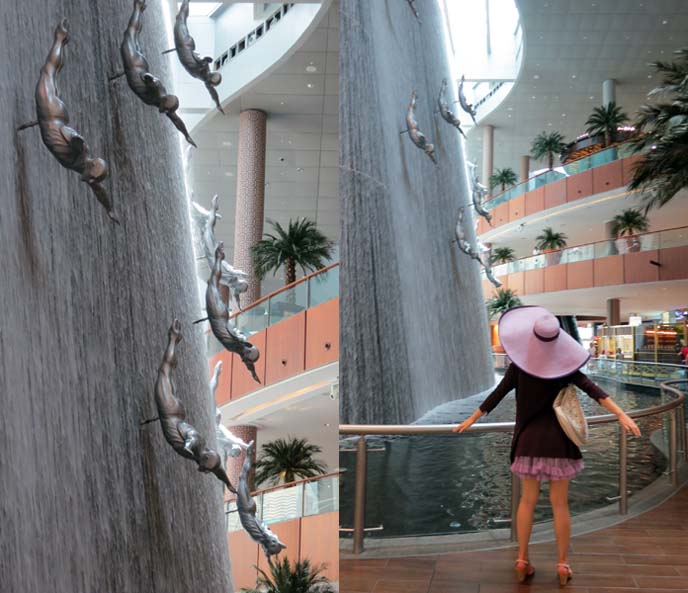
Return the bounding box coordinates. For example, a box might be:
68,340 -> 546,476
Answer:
452,364 -> 516,433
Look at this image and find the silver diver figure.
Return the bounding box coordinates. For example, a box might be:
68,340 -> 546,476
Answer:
405,90 -> 437,164
458,75 -> 478,125
454,208 -> 501,288
438,79 -> 466,138
467,161 -> 492,225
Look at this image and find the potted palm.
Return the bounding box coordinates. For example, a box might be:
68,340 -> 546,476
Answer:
241,557 -> 334,593
629,48 -> 688,211
531,131 -> 566,171
486,288 -> 522,319
489,246 -> 516,265
489,167 -> 518,192
535,227 -> 568,265
254,436 -> 328,487
585,101 -> 629,148
610,208 -> 649,253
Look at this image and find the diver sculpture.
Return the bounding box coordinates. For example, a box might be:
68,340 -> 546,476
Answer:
207,243 -> 261,383
406,0 -> 421,22
454,208 -> 501,288
438,79 -> 465,138
405,90 -> 437,164
173,0 -> 224,113
458,75 -> 478,125
236,441 -> 287,560
468,162 -> 492,225
153,319 -> 237,493
18,19 -> 117,223
191,195 -> 249,310
118,0 -> 197,147
209,361 -> 250,467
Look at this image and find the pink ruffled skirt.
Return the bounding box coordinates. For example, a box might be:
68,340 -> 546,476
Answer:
511,456 -> 584,481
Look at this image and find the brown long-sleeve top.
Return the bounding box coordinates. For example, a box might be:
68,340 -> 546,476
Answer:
479,364 -> 609,462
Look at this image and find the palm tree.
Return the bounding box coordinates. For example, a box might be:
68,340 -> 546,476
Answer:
628,48 -> 688,211
530,131 -> 566,170
489,168 -> 518,192
252,218 -> 334,286
241,557 -> 334,593
534,227 -> 568,251
490,246 -> 516,265
585,101 -> 629,148
486,288 -> 522,319
254,437 -> 328,487
610,208 -> 650,253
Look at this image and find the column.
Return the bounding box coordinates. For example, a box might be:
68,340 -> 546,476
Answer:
225,425 -> 258,498
603,79 -> 616,106
607,298 -> 621,326
482,124 -> 494,197
234,109 -> 268,305
519,155 -> 530,183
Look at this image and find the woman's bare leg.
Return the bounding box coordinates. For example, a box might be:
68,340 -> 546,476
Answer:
549,479 -> 571,563
517,477 -> 540,562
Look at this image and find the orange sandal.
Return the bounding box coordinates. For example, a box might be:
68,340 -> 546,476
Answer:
515,559 -> 535,583
557,563 -> 573,586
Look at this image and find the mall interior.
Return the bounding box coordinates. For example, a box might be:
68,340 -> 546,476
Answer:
1,1 -> 687,592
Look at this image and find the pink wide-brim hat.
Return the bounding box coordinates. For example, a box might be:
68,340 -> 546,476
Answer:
498,305 -> 590,379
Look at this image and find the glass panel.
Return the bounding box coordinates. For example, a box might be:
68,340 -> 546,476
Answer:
261,485 -> 302,524
235,305 -> 269,336
309,266 -> 339,308
303,476 -> 339,516
268,281 -> 308,325
659,227 -> 688,249
226,500 -> 242,533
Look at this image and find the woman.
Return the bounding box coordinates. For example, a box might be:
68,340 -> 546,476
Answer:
453,306 -> 640,586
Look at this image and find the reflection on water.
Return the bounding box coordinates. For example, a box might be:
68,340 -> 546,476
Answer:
340,381 -> 667,538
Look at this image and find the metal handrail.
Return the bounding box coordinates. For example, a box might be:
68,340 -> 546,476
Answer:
339,380 -> 687,554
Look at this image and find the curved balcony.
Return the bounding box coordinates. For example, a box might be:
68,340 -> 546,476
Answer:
477,143 -> 641,235
227,471 -> 340,588
210,264 -> 339,404
482,226 -> 688,298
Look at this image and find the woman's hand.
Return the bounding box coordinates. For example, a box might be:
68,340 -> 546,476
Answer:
618,413 -> 641,436
452,418 -> 474,433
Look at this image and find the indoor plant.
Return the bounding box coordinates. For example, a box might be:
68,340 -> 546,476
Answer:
531,131 -> 566,171
534,227 -> 568,265
610,208 -> 650,252
241,557 -> 334,593
585,101 -> 629,148
489,167 -> 518,192
254,436 -> 328,487
490,246 -> 516,265
486,287 -> 523,320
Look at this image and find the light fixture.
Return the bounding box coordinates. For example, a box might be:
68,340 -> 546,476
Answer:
306,66 -> 317,73
307,83 -> 314,88
662,19 -> 668,24
221,140 -> 232,147
280,101 -> 285,105
296,167 -> 304,172
533,74 -> 540,79
531,95 -> 536,99
561,113 -> 567,117
571,74 -> 577,79
589,95 -> 595,100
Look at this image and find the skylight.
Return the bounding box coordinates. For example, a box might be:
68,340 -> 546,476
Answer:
178,2 -> 222,18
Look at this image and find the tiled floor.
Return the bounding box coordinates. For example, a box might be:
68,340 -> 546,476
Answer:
340,486 -> 688,592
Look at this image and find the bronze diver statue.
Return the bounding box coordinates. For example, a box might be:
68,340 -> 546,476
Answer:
118,0 -> 197,147
18,19 -> 117,223
207,243 -> 261,383
468,161 -> 492,225
438,79 -> 466,138
236,441 -> 287,560
173,0 -> 224,113
458,75 -> 478,125
405,90 -> 437,164
153,319 -> 236,493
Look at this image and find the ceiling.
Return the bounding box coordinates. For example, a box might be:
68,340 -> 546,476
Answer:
465,0 -> 688,178
185,1 -> 339,294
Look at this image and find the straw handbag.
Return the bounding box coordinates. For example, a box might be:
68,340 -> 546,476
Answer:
553,384 -> 588,447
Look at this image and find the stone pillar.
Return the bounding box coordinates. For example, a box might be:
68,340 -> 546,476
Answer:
607,298 -> 621,326
482,124 -> 494,196
224,425 -> 258,498
519,155 -> 530,183
234,109 -> 267,305
603,79 -> 616,106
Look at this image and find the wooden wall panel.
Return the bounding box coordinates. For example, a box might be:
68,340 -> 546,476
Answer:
300,513 -> 339,582
622,154 -> 644,186
592,160 -> 623,195
567,260 -> 594,290
231,330 -> 267,399
508,272 -> 525,295
508,195 -> 526,222
476,215 -> 489,235
594,255 -> 624,286
228,531 -> 259,591
265,312 -> 307,384
305,298 -> 339,370
544,264 -> 567,292
493,203 -> 509,227
524,268 -> 544,294
209,350 -> 234,407
482,278 -> 494,298
624,250 -> 660,284
544,178 -> 567,209
525,187 -> 545,216
257,519 -> 301,575
659,246 -> 688,281
566,169 -> 593,202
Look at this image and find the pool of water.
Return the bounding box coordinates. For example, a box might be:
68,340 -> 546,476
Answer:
339,380 -> 669,538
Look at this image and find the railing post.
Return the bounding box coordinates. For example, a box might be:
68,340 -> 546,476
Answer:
619,424 -> 628,515
679,404 -> 688,462
669,408 -> 678,488
510,471 -> 520,542
353,436 -> 368,554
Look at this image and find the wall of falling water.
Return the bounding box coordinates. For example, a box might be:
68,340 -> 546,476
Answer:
339,0 -> 495,424
0,2 -> 232,591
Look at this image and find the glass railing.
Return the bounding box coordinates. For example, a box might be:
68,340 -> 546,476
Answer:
490,226 -> 688,277
233,264 -> 339,336
225,472 -> 340,533
485,143 -> 636,210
